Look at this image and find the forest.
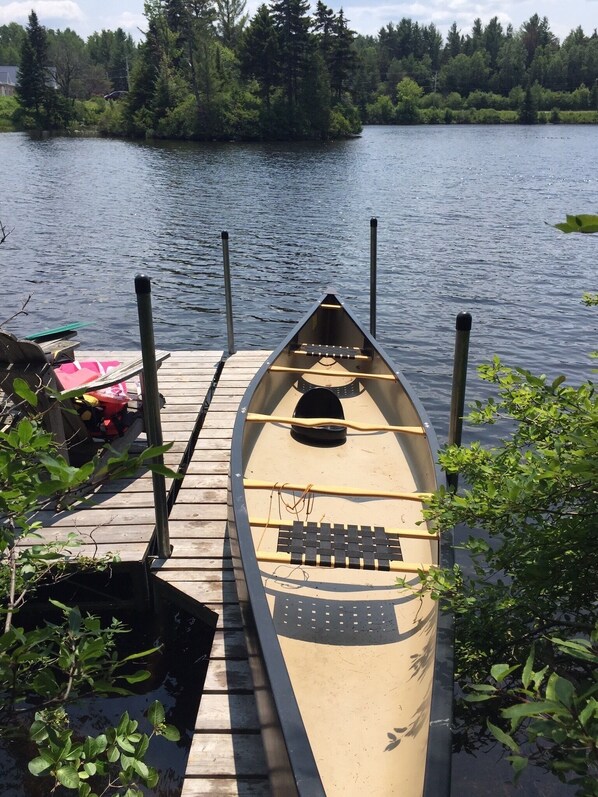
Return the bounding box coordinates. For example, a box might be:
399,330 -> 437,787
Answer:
2,1 -> 598,139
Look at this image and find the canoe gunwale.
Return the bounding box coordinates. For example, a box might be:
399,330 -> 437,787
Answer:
229,291 -> 453,796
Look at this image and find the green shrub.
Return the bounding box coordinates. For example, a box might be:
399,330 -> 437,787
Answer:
0,96 -> 18,131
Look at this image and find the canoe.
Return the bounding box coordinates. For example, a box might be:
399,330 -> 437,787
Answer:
228,293 -> 453,797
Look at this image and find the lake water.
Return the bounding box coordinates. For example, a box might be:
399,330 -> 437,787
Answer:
2,126 -> 595,442
1,125 -> 594,795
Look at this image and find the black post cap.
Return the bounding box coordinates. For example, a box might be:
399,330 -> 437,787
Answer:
456,311 -> 472,332
221,230 -> 229,240
135,274 -> 151,295
370,217 -> 378,227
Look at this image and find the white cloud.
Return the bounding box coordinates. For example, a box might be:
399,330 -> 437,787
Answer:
116,10 -> 146,31
0,0 -> 83,25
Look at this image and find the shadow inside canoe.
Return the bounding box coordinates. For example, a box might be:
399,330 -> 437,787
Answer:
264,570 -> 435,647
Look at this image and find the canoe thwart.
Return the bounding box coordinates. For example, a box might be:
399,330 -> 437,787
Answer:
257,549 -> 431,574
269,365 -> 396,382
248,517 -> 439,540
247,412 -> 426,436
291,343 -> 371,361
243,478 -> 433,503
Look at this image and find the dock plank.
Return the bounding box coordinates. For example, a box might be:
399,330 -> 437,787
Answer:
152,351 -> 272,796
185,733 -> 268,778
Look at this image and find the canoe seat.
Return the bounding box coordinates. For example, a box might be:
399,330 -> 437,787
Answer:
297,375 -> 362,398
292,387 -> 346,445
292,343 -> 370,360
276,520 -> 404,570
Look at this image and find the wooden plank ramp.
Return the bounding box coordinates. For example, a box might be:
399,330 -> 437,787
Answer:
27,350 -> 223,562
152,351 -> 272,797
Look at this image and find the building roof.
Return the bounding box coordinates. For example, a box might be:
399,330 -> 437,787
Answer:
0,66 -> 18,85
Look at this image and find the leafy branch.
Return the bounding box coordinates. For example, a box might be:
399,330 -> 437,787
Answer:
553,214 -> 598,234
0,368 -> 181,793
412,330 -> 598,791
465,632 -> 598,795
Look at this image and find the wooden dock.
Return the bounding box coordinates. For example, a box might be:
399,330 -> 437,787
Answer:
24,347 -> 273,794
153,351 -> 272,797
30,350 -> 224,561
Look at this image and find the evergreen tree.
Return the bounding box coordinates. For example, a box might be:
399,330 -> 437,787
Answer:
520,14 -> 557,67
123,18 -> 162,134
300,50 -> 330,136
87,28 -> 136,92
271,0 -> 311,125
313,1 -> 334,40
215,0 -> 248,48
328,9 -> 356,100
239,4 -> 279,112
313,0 -> 335,71
108,29 -> 135,90
16,11 -> 52,125
518,84 -> 538,122
483,16 -> 504,70
445,22 -> 462,60
422,23 -> 442,70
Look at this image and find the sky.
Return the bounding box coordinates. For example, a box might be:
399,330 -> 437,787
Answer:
0,0 -> 596,44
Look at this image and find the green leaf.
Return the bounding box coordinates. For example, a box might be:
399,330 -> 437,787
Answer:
120,646 -> 160,663
120,753 -> 135,771
133,759 -> 149,779
56,765 -> 80,789
554,222 -> 575,233
490,663 -> 519,683
135,734 -> 150,759
146,768 -> 159,788
123,669 -> 151,684
147,700 -> 165,726
161,724 -> 180,742
116,736 -> 136,754
574,214 -> 598,228
487,720 -> 519,753
13,377 -> 39,407
579,699 -> 598,728
463,693 -> 496,703
501,700 -> 561,720
28,756 -> 53,776
551,637 -> 596,663
521,648 -> 534,690
546,673 -> 575,708
508,754 -> 529,781
30,720 -> 50,742
18,418 -> 35,443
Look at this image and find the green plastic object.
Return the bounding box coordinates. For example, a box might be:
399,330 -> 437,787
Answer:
25,322 -> 90,343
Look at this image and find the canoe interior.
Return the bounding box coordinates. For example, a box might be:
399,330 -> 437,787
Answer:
231,294 -> 443,797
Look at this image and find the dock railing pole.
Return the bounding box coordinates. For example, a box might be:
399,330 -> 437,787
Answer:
135,274 -> 170,559
370,217 -> 377,338
221,231 -> 236,355
447,311 -> 472,491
